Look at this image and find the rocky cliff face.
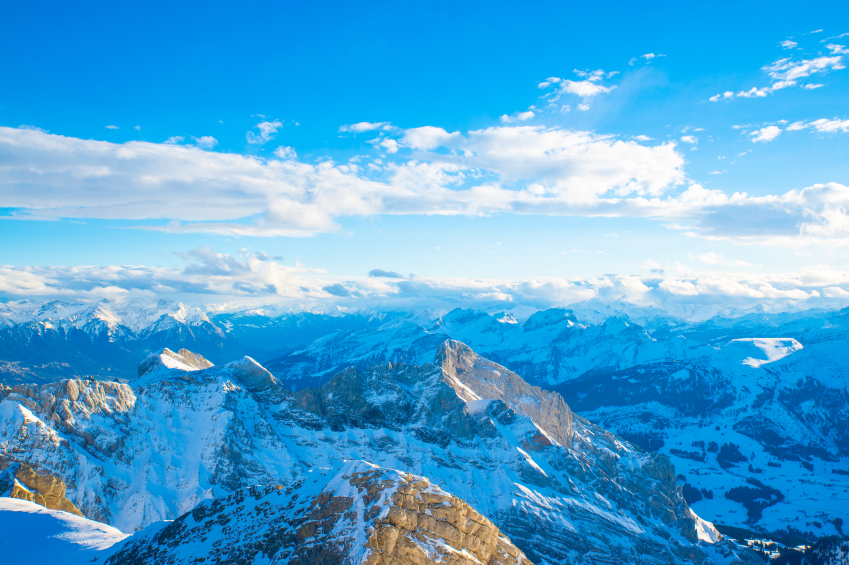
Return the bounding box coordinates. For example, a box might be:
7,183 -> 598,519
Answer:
0,341 -> 761,565
106,461 -> 533,565
0,461 -> 83,516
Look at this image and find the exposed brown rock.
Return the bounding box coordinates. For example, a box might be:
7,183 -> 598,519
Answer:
0,462 -> 83,516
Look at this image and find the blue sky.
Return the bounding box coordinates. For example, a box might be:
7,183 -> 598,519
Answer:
2,1 -> 849,310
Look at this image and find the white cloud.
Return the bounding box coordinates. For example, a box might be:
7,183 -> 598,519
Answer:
379,138 -> 399,153
780,40 -> 798,49
737,87 -> 769,98
191,136 -> 218,149
339,122 -> 391,133
246,120 -> 283,145
401,126 -> 461,150
134,125 -> 141,131
711,51 -> 846,102
164,136 -> 185,144
823,286 -> 849,297
538,70 -> 618,111
559,80 -> 612,97
633,135 -> 652,141
274,146 -> 297,159
783,118 -> 849,134
6,127 -> 849,248
749,125 -> 782,142
500,110 -> 535,123
629,53 -> 665,66
106,125 -> 119,130
680,135 -> 698,144
3,252 -> 845,312
764,55 -> 845,82
709,91 -> 734,102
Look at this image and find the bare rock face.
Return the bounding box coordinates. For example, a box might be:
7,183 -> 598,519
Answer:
106,461 -> 533,565
0,462 -> 83,516
437,340 -> 574,448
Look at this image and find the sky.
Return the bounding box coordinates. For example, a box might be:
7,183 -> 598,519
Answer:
2,0 -> 849,312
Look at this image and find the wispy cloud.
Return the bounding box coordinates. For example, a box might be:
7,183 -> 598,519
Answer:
709,46 -> 846,101
628,53 -> 665,66
339,122 -> 391,133
246,120 -> 283,145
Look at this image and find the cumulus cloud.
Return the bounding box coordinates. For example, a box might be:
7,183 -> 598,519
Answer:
680,135 -> 698,144
191,136 -> 218,149
538,70 -> 617,111
749,125 -> 782,142
780,40 -> 798,49
401,126 -> 461,150
500,111 -> 535,123
246,120 -> 283,145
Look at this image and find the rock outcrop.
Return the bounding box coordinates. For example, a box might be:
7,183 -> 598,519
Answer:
0,462 -> 83,516
106,461 -> 533,565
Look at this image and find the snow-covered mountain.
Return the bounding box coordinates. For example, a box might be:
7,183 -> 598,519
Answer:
2,297 -> 848,542
105,460 -> 535,565
0,342 -> 756,565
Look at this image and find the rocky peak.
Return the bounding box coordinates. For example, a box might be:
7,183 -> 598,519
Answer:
137,347 -> 213,378
436,339 -> 574,447
225,355 -> 280,392
105,460 -> 534,565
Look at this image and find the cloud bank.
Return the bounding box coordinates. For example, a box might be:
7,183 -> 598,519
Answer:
2,249 -> 848,315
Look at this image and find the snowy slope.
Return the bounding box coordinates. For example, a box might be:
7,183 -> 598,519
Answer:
0,497 -> 127,564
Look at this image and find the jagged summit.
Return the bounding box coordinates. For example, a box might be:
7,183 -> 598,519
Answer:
137,347 -> 213,378
106,460 -> 533,565
436,340 -> 574,447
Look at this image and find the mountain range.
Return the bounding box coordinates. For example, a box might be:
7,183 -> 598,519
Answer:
1,297 -> 847,562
